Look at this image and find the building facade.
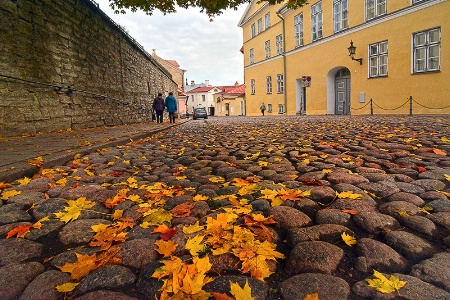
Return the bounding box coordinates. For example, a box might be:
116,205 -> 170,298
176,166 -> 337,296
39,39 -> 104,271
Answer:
214,83 -> 246,116
186,85 -> 222,115
238,0 -> 450,116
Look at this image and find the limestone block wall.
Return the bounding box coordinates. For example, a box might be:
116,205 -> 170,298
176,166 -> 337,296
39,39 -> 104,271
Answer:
0,0 -> 177,136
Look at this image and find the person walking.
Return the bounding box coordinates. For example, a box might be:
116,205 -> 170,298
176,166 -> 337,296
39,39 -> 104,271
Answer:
260,102 -> 266,116
165,92 -> 178,123
152,93 -> 165,123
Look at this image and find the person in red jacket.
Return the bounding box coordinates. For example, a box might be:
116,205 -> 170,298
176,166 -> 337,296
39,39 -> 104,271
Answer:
152,93 -> 165,123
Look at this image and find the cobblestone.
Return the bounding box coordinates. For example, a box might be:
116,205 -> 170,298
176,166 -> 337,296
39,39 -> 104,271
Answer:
0,116 -> 449,299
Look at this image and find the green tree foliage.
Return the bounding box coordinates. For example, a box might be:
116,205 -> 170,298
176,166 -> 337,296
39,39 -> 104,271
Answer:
107,0 -> 309,16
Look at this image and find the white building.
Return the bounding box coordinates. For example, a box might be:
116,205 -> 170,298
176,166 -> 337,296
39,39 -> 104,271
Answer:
185,84 -> 222,116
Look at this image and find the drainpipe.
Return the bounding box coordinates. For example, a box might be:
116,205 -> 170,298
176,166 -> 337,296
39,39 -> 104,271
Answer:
276,9 -> 287,114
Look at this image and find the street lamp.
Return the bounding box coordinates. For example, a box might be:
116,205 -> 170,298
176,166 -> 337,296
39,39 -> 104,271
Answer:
347,40 -> 362,65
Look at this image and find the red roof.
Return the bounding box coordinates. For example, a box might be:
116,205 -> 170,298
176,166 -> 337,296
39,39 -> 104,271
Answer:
166,60 -> 180,68
187,86 -> 217,93
177,87 -> 187,96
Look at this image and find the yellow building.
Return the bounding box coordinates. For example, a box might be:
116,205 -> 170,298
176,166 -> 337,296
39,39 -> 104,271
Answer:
238,0 -> 450,115
214,83 -> 247,116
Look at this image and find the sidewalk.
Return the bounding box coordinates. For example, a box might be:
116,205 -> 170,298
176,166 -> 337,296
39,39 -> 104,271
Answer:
0,120 -> 189,182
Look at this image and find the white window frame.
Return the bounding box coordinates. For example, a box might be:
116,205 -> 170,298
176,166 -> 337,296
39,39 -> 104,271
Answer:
369,40 -> 388,77
257,18 -> 263,34
311,1 -> 323,41
251,24 -> 256,38
249,48 -> 254,64
265,13 -> 271,29
277,74 -> 284,93
266,76 -> 272,94
294,13 -> 304,48
202,95 -> 206,102
250,79 -> 255,95
276,34 -> 283,55
412,0 -> 426,3
278,104 -> 284,114
267,104 -> 272,113
333,0 -> 348,33
265,40 -> 271,59
413,27 -> 441,73
365,0 -> 386,21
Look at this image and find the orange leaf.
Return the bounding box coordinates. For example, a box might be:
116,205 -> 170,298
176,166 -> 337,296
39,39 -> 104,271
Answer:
6,224 -> 32,238
413,166 -> 426,173
342,209 -> 359,215
171,202 -> 194,218
433,148 -> 447,156
301,179 -> 323,186
153,224 -> 178,241
154,240 -> 178,257
211,292 -> 234,300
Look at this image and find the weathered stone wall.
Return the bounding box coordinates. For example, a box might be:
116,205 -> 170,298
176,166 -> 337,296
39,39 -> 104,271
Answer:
0,0 -> 177,137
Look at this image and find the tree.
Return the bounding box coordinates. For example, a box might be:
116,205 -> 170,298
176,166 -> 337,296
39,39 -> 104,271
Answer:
107,0 -> 309,16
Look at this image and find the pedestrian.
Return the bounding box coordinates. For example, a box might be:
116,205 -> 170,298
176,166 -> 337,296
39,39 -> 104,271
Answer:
260,102 -> 266,116
165,92 -> 178,123
152,93 -> 165,123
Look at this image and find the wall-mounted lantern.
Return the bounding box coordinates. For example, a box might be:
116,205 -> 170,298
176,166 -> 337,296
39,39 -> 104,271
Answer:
347,40 -> 362,65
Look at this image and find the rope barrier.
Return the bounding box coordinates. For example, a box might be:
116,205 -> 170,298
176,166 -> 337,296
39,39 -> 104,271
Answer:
371,99 -> 410,111
412,98 -> 450,110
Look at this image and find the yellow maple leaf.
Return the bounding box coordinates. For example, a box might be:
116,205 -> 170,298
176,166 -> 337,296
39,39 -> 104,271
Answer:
57,252 -> 97,280
185,235 -> 205,256
17,177 -> 31,185
238,184 -> 260,196
336,191 -> 363,200
230,280 -> 254,300
183,221 -> 205,234
444,174 -> 450,182
55,282 -> 79,293
55,178 -> 67,186
84,169 -> 94,176
441,137 -> 450,143
155,240 -> 178,257
141,208 -> 172,226
193,194 -> 209,201
258,161 -> 269,167
395,210 -> 414,217
209,177 -> 226,184
111,209 -> 124,220
341,232 -> 357,247
304,292 -> 319,300
1,190 -> 22,200
244,152 -> 260,160
32,216 -> 50,229
29,156 -> 44,167
54,197 -> 95,223
273,157 -> 283,162
366,270 -> 406,294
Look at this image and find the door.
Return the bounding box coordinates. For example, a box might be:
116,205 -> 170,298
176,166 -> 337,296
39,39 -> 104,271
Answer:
335,68 -> 351,115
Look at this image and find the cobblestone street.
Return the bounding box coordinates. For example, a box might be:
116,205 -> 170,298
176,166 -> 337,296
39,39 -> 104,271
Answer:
1,115 -> 449,300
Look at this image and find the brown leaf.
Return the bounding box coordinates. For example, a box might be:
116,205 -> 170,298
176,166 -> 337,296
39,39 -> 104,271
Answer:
301,179 -> 323,186
171,202 -> 194,218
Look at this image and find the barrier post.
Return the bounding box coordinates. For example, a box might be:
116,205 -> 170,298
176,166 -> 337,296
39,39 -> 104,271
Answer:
370,99 -> 373,115
409,96 -> 413,116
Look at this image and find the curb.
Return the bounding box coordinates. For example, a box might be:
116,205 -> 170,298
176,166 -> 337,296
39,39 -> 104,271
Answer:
0,121 -> 186,183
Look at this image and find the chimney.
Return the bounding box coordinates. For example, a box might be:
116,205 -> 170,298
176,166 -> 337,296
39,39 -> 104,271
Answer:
152,49 -> 156,56
205,80 -> 210,86
234,81 -> 239,87
190,80 -> 195,85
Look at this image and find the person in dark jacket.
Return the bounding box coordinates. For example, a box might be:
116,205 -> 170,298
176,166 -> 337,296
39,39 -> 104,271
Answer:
152,93 -> 165,123
165,92 -> 178,123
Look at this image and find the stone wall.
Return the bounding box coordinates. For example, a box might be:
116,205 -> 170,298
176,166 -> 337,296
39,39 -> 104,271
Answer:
0,0 -> 177,137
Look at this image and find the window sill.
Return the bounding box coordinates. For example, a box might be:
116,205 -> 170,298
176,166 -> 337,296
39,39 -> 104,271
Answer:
412,70 -> 440,75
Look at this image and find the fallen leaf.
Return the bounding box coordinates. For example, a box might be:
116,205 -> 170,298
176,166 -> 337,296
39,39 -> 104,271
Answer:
301,179 -> 323,186
304,292 -> 320,300
341,232 -> 357,247
55,282 -> 79,293
413,165 -> 427,173
1,190 -> 22,200
366,270 -> 406,294
342,209 -> 359,215
17,177 -> 31,185
6,224 -> 32,238
432,148 -> 446,156
336,191 -> 363,200
230,279 -> 254,300
154,240 -> 178,257
54,198 -> 96,223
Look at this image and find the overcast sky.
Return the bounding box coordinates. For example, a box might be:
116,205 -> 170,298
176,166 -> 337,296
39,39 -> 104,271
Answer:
95,0 -> 247,86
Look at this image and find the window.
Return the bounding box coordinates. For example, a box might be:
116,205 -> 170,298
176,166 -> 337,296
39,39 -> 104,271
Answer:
311,1 -> 323,41
412,0 -> 426,3
366,0 -> 386,20
265,13 -> 271,29
294,13 -> 304,48
267,104 -> 272,113
257,18 -> 263,34
191,95 -> 194,102
250,48 -> 254,64
413,27 -> 440,73
250,79 -> 255,94
266,76 -> 272,94
251,24 -> 256,38
333,0 -> 348,33
277,74 -> 284,93
276,34 -> 283,55
202,95 -> 206,102
265,40 -> 271,59
278,104 -> 284,114
369,41 -> 388,77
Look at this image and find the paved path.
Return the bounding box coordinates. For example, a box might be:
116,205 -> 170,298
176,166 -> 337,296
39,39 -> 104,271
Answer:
0,115 -> 449,300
